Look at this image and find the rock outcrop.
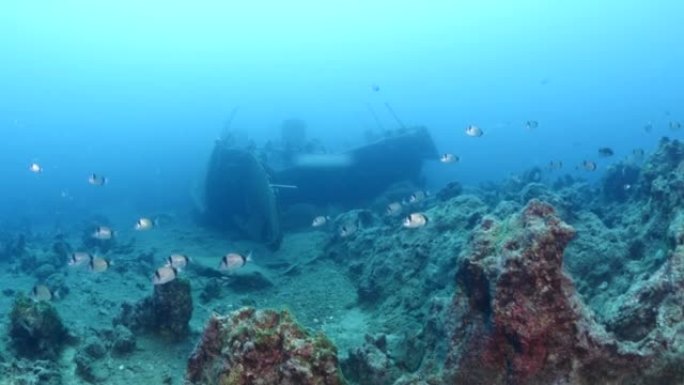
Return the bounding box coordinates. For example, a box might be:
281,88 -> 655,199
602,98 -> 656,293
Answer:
186,307 -> 345,385
444,200 -> 683,384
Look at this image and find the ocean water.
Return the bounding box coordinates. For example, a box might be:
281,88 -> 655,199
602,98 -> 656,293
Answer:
1,1 -> 683,384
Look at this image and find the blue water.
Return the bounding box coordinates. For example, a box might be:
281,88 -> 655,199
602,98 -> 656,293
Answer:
1,1 -> 682,224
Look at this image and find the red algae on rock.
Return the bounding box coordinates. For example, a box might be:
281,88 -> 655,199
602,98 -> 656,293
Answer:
186,307 -> 345,385
445,199 -> 683,385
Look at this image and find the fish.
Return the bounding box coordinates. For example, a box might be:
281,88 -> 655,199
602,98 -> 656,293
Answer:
68,252 -> 92,267
579,160 -> 597,171
670,121 -> 682,130
29,162 -> 43,174
403,212 -> 428,229
312,216 -> 331,227
525,120 -> 539,130
134,217 -> 155,231
440,153 -> 459,164
166,254 -> 190,270
31,285 -> 56,302
92,226 -> 113,240
371,84 -> 380,92
598,147 -> 614,157
153,265 -> 178,285
88,173 -> 107,186
465,125 -> 483,137
408,190 -> 429,204
338,223 -> 357,238
219,252 -> 251,272
548,161 -> 563,170
385,202 -> 403,216
89,256 -> 111,273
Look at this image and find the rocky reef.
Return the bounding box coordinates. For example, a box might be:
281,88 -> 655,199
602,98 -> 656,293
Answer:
2,136 -> 684,385
186,307 -> 345,385
314,137 -> 684,384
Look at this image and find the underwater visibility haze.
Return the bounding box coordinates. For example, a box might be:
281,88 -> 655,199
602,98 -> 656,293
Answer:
1,1 -> 684,384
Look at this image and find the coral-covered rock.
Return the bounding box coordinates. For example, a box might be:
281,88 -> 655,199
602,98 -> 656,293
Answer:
564,210 -> 630,309
186,307 -> 345,385
444,199 -> 682,384
640,137 -> 684,209
8,294 -> 69,359
603,238 -> 684,347
114,278 -> 192,341
153,278 -> 193,340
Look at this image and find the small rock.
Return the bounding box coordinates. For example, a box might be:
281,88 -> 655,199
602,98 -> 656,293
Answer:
112,325 -> 136,355
83,336 -> 107,359
75,350 -> 109,383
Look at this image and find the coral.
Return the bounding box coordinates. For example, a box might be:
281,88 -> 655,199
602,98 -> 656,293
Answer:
8,293 -> 68,359
186,307 -> 345,385
443,199 -> 682,384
